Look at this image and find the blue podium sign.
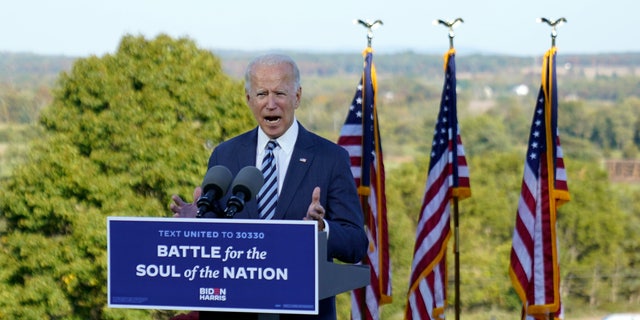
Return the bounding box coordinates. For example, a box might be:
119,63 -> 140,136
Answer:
107,217 -> 318,315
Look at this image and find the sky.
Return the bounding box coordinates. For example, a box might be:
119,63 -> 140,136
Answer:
1,0 -> 637,57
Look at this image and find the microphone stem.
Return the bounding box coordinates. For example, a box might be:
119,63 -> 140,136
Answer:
197,206 -> 208,218
224,191 -> 247,218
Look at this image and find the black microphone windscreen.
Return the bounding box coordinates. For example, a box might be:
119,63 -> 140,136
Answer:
231,166 -> 264,201
201,165 -> 233,198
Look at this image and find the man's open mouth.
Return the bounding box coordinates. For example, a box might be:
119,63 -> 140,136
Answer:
265,116 -> 281,123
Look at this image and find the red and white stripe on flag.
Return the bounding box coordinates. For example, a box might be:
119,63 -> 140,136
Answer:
338,47 -> 391,320
405,49 -> 471,320
509,47 -> 570,320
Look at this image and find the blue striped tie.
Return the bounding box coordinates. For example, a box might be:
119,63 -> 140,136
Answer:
257,140 -> 278,219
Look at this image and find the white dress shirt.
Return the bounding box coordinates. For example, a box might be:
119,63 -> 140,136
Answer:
256,118 -> 299,195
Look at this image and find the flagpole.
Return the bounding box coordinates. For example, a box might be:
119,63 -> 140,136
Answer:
355,18 -> 383,320
436,18 -> 464,320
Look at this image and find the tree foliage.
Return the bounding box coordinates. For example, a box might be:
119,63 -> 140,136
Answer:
0,34 -> 253,319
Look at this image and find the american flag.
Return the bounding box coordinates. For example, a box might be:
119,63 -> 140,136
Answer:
337,47 -> 391,320
509,47 -> 570,320
405,49 -> 471,320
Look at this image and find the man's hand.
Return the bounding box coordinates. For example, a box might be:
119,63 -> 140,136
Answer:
304,187 -> 326,231
170,186 -> 202,218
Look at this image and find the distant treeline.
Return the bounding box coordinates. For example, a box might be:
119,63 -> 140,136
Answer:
213,50 -> 640,78
1,50 -> 639,125
4,50 -> 638,83
0,52 -> 75,86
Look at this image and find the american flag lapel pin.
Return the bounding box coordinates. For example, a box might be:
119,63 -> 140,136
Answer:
299,158 -> 307,163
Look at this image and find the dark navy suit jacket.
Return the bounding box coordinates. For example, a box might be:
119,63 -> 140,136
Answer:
201,123 -> 368,320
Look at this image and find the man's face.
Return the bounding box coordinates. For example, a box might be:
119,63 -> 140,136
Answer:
245,62 -> 301,139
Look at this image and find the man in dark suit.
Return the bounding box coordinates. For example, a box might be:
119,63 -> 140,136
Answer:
171,54 -> 368,319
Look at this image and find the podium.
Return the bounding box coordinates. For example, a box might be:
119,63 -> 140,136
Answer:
316,232 -> 370,299
199,231 -> 370,320
107,217 -> 370,318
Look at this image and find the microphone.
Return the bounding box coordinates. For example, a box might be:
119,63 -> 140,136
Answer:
196,165 -> 233,218
224,166 -> 264,218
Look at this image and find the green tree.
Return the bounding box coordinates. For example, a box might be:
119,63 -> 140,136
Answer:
456,151 -> 524,311
558,159 -> 628,311
0,34 -> 253,319
380,156 -> 432,319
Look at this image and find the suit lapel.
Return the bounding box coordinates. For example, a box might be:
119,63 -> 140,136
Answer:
234,129 -> 260,218
274,125 -> 314,220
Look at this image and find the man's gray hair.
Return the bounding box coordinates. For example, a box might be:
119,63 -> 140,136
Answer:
244,54 -> 301,92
